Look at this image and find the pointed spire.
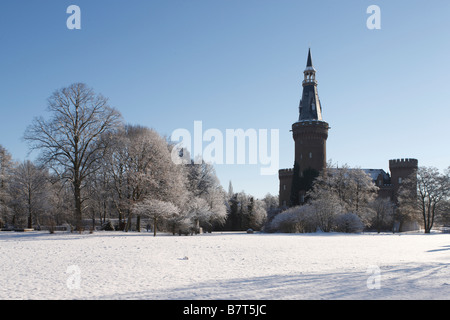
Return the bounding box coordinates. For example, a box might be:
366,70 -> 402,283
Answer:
299,48 -> 323,122
305,48 -> 316,72
306,48 -> 313,67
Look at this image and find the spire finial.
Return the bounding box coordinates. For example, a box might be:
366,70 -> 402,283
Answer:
307,48 -> 313,67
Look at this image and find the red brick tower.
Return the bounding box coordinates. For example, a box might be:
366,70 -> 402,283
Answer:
389,158 -> 418,202
279,49 -> 329,207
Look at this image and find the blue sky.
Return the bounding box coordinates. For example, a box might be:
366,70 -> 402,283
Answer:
1,1 -> 449,199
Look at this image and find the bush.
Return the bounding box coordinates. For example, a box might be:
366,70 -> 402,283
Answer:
101,220 -> 115,231
334,213 -> 364,233
270,210 -> 300,233
269,205 -> 317,233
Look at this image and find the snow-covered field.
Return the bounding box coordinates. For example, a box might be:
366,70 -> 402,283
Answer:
0,231 -> 449,300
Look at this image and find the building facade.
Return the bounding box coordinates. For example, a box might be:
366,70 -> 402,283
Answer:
278,50 -> 418,208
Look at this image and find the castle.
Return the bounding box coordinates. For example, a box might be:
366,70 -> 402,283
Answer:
278,49 -> 418,210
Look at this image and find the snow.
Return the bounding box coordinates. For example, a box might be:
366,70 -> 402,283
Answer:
1,231 -> 449,300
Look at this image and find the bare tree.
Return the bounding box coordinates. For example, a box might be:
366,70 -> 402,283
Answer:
399,166 -> 450,233
439,167 -> 450,227
186,159 -> 219,198
84,163 -> 115,229
369,197 -> 395,233
0,145 -> 13,228
10,160 -> 51,228
102,127 -> 129,229
24,83 -> 122,230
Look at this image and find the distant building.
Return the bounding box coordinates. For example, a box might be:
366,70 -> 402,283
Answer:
278,50 -> 418,215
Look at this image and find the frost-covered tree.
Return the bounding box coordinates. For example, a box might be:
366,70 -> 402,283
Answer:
399,166 -> 450,233
186,158 -> 218,198
262,193 -> 279,213
0,145 -> 13,228
202,187 -> 227,232
9,160 -> 51,228
133,198 -> 179,236
24,83 -> 122,230
227,181 -> 234,199
186,197 -> 210,233
345,168 -> 378,223
308,187 -> 344,232
248,199 -> 268,231
185,159 -> 227,231
309,163 -> 378,228
103,125 -> 188,231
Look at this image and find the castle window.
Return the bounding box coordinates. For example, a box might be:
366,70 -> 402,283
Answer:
398,177 -> 402,184
309,152 -> 312,159
283,184 -> 286,191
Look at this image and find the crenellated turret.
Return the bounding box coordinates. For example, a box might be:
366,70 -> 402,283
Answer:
389,158 -> 418,202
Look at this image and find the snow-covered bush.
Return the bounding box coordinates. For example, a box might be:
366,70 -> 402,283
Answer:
270,210 -> 299,233
269,205 -> 317,233
334,213 -> 364,233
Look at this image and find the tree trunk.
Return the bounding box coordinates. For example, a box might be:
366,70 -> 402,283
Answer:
74,180 -> 83,232
27,191 -> 32,229
125,209 -> 132,232
153,217 -> 157,237
136,214 -> 141,232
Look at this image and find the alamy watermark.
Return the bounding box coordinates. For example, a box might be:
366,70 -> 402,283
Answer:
367,5 -> 381,30
66,4 -> 381,31
66,5 -> 81,30
170,121 -> 279,176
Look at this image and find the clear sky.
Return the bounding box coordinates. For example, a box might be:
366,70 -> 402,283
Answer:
1,1 -> 449,199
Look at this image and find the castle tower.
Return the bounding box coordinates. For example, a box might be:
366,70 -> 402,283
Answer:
279,49 -> 329,207
389,158 -> 418,202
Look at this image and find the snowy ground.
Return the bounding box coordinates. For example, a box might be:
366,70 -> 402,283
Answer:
0,230 -> 449,300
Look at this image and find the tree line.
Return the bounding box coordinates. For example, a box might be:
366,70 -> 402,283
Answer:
267,163 -> 450,234
0,83 -> 277,234
1,83 -> 448,234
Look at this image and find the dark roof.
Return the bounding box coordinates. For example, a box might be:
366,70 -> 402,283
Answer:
298,49 -> 322,121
